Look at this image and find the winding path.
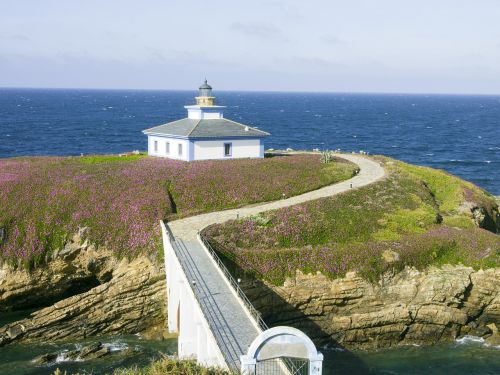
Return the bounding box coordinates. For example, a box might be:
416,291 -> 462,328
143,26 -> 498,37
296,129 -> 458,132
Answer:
166,154 -> 386,370
169,154 -> 385,236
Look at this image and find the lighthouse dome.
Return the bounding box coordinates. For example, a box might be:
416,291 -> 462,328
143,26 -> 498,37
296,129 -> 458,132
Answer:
199,79 -> 212,90
198,79 -> 213,98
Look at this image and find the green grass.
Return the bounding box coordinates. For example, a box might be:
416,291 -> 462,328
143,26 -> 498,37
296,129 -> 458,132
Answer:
203,156 -> 500,284
52,356 -> 232,375
77,154 -> 147,164
383,157 -> 497,215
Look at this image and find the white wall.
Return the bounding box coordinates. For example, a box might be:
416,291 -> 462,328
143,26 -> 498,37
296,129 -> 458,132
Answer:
160,221 -> 228,369
186,107 -> 224,119
148,135 -> 189,161
193,138 -> 262,160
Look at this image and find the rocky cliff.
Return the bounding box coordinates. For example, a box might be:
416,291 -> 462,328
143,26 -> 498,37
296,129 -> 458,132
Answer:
1,229 -> 498,351
243,265 -> 500,350
0,229 -> 166,346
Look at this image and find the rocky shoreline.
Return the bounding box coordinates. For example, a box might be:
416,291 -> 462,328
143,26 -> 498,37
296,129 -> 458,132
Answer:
1,228 -> 498,351
0,229 -> 167,347
243,265 -> 500,350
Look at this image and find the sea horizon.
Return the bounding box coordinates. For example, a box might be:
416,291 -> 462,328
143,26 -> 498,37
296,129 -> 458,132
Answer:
1,88 -> 499,195
2,86 -> 500,97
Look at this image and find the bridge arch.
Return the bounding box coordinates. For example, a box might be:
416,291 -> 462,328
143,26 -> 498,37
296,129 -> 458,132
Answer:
240,326 -> 323,375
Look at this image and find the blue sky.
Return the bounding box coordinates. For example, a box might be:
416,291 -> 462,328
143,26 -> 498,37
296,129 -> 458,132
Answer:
1,0 -> 500,93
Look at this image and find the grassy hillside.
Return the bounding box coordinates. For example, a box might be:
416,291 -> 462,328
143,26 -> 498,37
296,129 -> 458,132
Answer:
0,154 -> 356,267
203,157 -> 500,284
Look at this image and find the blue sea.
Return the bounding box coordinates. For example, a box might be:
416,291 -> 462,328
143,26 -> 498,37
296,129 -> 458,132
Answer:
0,88 -> 499,374
0,88 -> 499,194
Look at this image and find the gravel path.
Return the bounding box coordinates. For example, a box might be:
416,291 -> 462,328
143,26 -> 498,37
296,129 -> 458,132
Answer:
166,154 -> 386,370
169,154 -> 386,237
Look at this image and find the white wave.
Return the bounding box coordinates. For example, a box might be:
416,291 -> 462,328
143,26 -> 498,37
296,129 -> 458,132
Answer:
102,341 -> 129,352
321,343 -> 345,352
456,335 -> 485,345
456,335 -> 500,349
54,350 -> 83,363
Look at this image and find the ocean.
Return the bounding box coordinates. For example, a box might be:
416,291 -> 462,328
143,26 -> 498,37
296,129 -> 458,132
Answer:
0,88 -> 499,374
0,88 -> 499,194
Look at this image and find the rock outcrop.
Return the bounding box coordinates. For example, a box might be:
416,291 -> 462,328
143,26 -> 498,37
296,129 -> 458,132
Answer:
0,230 -> 166,346
2,229 -> 498,351
243,265 -> 500,350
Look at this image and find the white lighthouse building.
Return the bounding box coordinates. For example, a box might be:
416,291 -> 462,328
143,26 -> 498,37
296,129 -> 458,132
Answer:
143,80 -> 270,161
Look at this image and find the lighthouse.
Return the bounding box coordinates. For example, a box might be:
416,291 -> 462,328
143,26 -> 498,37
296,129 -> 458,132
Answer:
143,80 -> 270,161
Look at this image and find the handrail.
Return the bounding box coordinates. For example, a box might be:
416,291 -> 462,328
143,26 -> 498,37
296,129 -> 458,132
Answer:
170,239 -> 242,370
200,235 -> 269,332
200,236 -> 304,375
169,230 -> 304,374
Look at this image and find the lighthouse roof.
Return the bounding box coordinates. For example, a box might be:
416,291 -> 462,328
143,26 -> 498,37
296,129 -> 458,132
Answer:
143,118 -> 269,138
199,79 -> 212,90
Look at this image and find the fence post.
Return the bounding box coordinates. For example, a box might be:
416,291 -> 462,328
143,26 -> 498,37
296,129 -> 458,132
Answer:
240,355 -> 257,375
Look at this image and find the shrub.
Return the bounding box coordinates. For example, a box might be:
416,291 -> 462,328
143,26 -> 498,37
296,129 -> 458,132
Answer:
320,150 -> 335,164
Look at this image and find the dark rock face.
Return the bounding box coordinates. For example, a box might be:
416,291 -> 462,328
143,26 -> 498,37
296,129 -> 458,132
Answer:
0,231 -> 167,346
32,353 -> 58,365
243,266 -> 500,350
458,195 -> 500,234
0,229 -> 109,312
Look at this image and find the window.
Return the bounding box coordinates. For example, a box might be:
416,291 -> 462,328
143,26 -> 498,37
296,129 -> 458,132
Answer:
154,140 -> 158,153
166,142 -> 170,154
178,143 -> 183,156
224,142 -> 232,157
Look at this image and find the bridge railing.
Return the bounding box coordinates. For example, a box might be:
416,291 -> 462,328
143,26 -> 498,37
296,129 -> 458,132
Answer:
169,238 -> 242,369
200,235 -> 269,332
200,237 -> 308,375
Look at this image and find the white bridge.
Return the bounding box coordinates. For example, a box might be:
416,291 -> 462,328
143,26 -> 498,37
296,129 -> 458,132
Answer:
161,224 -> 323,374
160,154 -> 385,374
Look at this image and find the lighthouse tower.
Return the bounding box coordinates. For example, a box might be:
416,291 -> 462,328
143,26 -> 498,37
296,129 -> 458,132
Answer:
184,79 -> 226,120
143,80 -> 269,161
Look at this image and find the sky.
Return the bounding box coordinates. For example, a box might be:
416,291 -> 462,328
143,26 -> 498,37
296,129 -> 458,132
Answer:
1,0 -> 500,94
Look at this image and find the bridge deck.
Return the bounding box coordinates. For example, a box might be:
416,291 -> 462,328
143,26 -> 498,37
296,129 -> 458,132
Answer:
166,154 -> 386,371
172,237 -> 260,370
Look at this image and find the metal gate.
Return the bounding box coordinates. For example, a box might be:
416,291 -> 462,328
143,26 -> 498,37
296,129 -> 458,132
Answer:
255,357 -> 309,375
